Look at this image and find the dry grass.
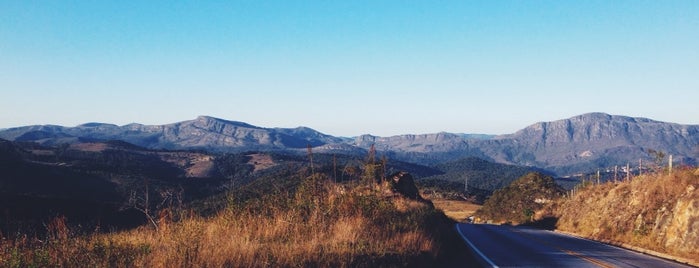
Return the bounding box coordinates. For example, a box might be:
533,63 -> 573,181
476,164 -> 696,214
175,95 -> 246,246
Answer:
1,175 -> 457,267
556,168 -> 699,262
247,153 -> 277,172
430,199 -> 481,222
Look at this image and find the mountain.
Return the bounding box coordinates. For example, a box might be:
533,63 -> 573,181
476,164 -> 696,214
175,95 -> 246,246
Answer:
2,113 -> 697,176
0,116 -> 345,152
480,113 -> 699,174
346,113 -> 699,175
350,133 -> 490,165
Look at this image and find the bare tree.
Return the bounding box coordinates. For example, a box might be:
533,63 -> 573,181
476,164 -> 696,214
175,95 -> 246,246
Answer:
126,177 -> 159,231
124,178 -> 184,231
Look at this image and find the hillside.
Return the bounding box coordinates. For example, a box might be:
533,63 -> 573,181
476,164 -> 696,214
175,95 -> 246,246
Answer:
555,168 -> 699,263
0,139 -> 248,234
424,157 -> 545,191
482,113 -> 699,175
0,138 -> 450,235
474,172 -> 565,224
0,172 -> 473,267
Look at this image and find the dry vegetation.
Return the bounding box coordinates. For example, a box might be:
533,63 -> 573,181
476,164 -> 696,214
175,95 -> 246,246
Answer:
247,153 -> 277,172
430,199 -> 481,222
0,174 -> 462,267
555,168 -> 699,262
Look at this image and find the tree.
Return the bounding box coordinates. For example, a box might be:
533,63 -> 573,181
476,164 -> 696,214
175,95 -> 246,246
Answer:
647,149 -> 666,171
124,177 -> 184,231
343,164 -> 360,182
126,177 -> 159,231
362,144 -> 380,186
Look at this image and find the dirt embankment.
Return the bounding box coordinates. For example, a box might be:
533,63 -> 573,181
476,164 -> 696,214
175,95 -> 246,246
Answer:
555,168 -> 699,264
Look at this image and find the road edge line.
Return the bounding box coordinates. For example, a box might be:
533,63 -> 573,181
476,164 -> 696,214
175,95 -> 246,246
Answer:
455,224 -> 499,268
553,230 -> 699,267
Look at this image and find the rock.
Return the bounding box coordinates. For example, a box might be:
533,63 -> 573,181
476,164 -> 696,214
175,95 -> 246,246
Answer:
389,172 -> 422,200
663,189 -> 699,254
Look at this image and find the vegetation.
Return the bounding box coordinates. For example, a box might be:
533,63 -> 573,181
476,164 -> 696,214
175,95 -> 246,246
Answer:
475,172 -> 564,225
419,157 -> 544,194
1,171 -> 468,267
555,167 -> 699,262
416,179 -> 492,204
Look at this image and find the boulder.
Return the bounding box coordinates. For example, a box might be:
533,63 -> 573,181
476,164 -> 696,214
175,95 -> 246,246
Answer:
389,172 -> 423,200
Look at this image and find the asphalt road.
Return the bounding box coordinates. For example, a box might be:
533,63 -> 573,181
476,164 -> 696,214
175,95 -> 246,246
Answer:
456,223 -> 693,268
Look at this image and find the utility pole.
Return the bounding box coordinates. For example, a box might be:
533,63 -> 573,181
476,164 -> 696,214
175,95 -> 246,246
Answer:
597,169 -> 601,185
307,144 -> 314,175
669,154 -> 673,175
614,165 -> 618,183
639,159 -> 643,176
464,175 -> 469,193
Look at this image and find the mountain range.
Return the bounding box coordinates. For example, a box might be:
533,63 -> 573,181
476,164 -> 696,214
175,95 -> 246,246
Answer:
2,113 -> 697,176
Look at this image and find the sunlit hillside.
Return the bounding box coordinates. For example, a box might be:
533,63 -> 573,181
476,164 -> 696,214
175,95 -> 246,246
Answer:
555,168 -> 699,263
0,174 -> 468,267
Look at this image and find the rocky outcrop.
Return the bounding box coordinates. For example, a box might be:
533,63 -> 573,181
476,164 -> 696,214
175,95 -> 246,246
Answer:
658,184 -> 699,254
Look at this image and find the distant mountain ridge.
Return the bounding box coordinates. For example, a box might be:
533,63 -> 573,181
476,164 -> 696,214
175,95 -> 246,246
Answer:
0,116 -> 346,152
2,113 -> 697,176
482,113 -> 699,174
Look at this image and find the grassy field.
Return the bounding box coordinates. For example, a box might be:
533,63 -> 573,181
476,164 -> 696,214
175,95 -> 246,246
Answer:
430,198 -> 481,222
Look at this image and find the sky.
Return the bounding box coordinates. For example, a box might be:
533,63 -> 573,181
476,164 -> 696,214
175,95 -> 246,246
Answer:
1,1 -> 698,137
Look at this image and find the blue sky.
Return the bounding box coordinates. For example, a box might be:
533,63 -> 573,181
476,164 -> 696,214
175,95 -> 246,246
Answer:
1,1 -> 698,136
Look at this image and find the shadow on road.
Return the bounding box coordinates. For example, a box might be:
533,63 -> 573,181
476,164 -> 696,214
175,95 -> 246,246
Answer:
521,216 -> 559,230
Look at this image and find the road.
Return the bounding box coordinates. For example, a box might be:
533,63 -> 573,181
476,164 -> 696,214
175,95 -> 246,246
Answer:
456,223 -> 694,268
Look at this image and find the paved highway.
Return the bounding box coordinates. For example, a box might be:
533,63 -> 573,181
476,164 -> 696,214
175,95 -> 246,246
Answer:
456,223 -> 693,268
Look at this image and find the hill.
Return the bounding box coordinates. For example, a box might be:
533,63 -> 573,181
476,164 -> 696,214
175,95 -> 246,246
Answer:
0,138 -> 248,234
555,168 -> 699,263
425,157 -> 545,191
0,170 -> 474,267
415,157 -> 548,203
474,172 -> 565,224
0,138 -> 448,235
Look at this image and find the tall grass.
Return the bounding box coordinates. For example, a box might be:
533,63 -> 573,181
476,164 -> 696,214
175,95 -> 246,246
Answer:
1,174 -> 460,267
